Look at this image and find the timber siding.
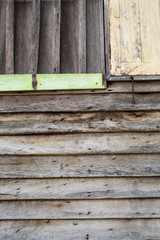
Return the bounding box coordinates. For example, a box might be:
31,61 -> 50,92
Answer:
1,79 -> 160,239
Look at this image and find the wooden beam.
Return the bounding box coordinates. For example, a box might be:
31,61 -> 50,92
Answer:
5,0 -> 14,74
29,0 -> 41,74
1,220 -> 160,239
0,74 -> 105,91
0,199 -> 160,219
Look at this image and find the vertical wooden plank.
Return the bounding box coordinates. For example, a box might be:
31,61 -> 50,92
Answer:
120,0 -> 141,64
5,0 -> 14,74
86,0 -> 105,73
104,0 -> 110,78
14,0 -> 32,73
0,0 -> 6,74
109,0 -> 121,75
60,0 -> 86,73
38,0 -> 61,74
29,0 -> 41,74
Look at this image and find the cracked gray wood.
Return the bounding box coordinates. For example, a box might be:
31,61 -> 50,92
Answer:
1,220 -> 160,240
1,177 -> 160,200
0,154 -> 160,178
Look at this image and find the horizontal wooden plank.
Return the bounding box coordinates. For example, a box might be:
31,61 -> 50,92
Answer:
0,74 -> 105,91
107,81 -> 160,93
1,220 -> 160,239
0,93 -> 159,112
1,199 -> 160,219
0,75 -> 32,91
0,132 -> 159,155
0,79 -> 160,94
1,177 -> 160,199
0,154 -> 160,178
109,75 -> 160,81
0,111 -> 159,135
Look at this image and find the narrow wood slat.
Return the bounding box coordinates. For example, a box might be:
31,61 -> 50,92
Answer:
1,177 -> 160,199
104,0 -> 110,78
109,75 -> 160,81
5,0 -> 14,74
0,93 -> 159,112
0,111 -> 159,135
38,0 -> 61,73
1,220 -> 160,239
86,0 -> 105,73
107,80 -> 160,93
0,74 -> 104,91
61,0 -> 86,73
0,155 -> 160,178
29,0 -> 40,74
0,132 -> 159,155
14,0 -> 32,73
0,0 -> 6,73
1,199 -> 160,219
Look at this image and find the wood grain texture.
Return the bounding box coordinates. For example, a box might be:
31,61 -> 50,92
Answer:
0,111 -> 159,135
0,154 -> 160,178
60,0 -> 86,73
1,199 -> 160,219
107,80 -> 160,93
0,93 -> 160,112
29,0 -> 40,74
1,177 -> 160,199
86,0 -> 105,73
0,132 -> 159,155
5,0 -> 14,74
110,0 -> 160,75
14,1 -> 32,73
1,220 -> 160,240
38,0 -> 61,73
0,0 -> 6,74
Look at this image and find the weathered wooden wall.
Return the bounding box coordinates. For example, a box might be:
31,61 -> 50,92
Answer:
0,77 -> 160,239
1,0 -> 160,239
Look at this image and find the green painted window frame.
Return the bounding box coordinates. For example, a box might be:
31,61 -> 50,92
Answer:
0,74 -> 106,92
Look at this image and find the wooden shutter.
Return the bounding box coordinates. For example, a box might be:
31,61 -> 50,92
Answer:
0,0 -> 105,74
110,0 -> 160,75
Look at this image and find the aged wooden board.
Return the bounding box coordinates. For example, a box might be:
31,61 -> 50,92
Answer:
5,0 -> 14,74
1,220 -> 160,240
0,93 -> 160,112
61,0 -> 86,73
0,155 -> 160,178
110,0 -> 160,75
38,0 -> 61,73
14,1 -> 32,73
0,111 -> 159,135
86,0 -> 105,73
0,74 -> 104,91
0,132 -> 159,155
107,81 -> 160,93
1,177 -> 160,200
1,199 -> 160,219
29,0 -> 40,74
0,0 -> 6,74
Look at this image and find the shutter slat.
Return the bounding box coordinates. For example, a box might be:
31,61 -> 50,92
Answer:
5,0 -> 14,74
29,0 -> 41,74
60,0 -> 86,73
38,0 -> 61,73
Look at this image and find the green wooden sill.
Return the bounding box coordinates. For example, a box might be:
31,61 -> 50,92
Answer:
0,74 -> 106,91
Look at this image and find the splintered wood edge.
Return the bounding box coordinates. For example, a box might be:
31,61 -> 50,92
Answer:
0,74 -> 106,91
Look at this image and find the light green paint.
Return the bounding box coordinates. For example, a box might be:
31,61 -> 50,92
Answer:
37,74 -> 104,90
0,74 -> 105,91
0,75 -> 32,91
